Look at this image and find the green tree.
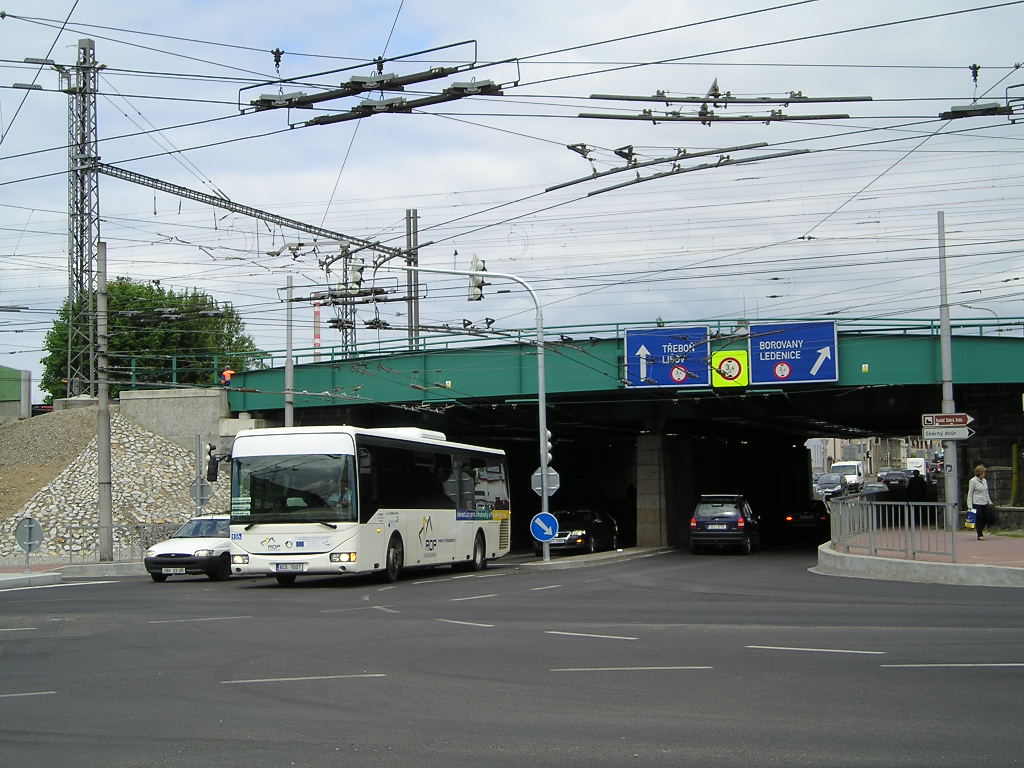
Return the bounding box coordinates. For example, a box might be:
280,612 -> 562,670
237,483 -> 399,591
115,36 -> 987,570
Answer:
40,278 -> 263,401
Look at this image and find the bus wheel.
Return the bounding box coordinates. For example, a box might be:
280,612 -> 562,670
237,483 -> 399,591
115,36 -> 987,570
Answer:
469,531 -> 487,571
275,574 -> 297,586
386,535 -> 404,582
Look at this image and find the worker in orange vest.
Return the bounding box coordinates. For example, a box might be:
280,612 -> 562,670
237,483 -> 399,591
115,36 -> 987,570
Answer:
220,367 -> 236,386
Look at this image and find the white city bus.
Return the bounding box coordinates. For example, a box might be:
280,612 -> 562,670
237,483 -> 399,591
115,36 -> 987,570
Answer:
225,426 -> 511,585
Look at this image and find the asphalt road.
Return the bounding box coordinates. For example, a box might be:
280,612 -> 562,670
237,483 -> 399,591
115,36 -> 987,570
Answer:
2,547 -> 1022,767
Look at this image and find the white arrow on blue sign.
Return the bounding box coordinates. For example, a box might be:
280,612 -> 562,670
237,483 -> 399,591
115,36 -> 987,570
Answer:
624,327 -> 711,387
748,321 -> 838,385
530,512 -> 559,542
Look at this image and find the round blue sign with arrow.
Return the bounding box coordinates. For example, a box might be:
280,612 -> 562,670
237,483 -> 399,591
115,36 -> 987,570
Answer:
530,512 -> 559,542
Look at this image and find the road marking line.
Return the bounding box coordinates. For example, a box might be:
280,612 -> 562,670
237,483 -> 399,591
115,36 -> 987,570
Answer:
148,616 -> 251,624
0,690 -> 57,698
747,644 -> 885,655
0,581 -> 118,592
530,585 -> 562,591
372,606 -> 400,613
0,627 -> 36,632
451,593 -> 497,601
551,666 -> 712,672
882,663 -> 1024,668
320,605 -> 394,614
221,673 -> 386,685
546,630 -> 638,641
437,618 -> 494,628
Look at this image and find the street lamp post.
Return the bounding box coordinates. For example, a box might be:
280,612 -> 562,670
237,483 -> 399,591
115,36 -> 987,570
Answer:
378,262 -> 553,555
937,212 -> 959,561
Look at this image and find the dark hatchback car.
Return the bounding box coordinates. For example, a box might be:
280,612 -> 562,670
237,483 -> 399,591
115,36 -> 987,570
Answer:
784,498 -> 830,531
689,494 -> 760,555
813,473 -> 847,501
882,470 -> 909,491
535,509 -> 619,555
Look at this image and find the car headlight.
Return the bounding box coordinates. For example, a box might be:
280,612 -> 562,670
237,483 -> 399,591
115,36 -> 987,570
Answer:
231,554 -> 249,564
194,549 -> 215,558
569,529 -> 586,537
145,549 -> 155,558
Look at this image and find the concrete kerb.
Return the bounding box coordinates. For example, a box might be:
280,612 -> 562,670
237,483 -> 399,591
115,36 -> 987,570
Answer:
813,541 -> 1024,587
0,561 -> 145,589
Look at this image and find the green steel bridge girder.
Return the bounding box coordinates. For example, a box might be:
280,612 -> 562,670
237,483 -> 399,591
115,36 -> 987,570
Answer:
226,332 -> 1024,413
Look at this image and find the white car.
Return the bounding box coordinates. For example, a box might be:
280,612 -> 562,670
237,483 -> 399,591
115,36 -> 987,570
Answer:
144,514 -> 231,582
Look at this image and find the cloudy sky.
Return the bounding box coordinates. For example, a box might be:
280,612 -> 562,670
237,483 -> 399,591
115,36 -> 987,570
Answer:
1,1 -> 1022,397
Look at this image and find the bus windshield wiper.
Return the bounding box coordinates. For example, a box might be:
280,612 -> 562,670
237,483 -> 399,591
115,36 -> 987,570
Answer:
243,518 -> 338,530
288,519 -> 338,529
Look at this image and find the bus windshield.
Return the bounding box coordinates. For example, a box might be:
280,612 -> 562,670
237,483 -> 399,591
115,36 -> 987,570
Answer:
231,454 -> 356,525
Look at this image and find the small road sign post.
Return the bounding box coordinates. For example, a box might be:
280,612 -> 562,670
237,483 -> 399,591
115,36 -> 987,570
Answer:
922,426 -> 975,440
530,466 -> 560,497
14,517 -> 44,574
531,511 -> 559,563
921,412 -> 974,427
190,478 -> 213,510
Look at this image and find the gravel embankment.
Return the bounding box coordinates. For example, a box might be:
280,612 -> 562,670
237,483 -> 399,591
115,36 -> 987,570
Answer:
0,407 -> 227,561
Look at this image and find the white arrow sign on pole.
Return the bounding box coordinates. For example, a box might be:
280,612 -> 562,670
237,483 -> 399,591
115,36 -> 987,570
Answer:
922,426 -> 975,440
636,344 -> 650,382
809,346 -> 832,376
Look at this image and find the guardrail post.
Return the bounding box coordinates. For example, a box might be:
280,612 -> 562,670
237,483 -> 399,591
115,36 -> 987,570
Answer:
905,502 -> 914,559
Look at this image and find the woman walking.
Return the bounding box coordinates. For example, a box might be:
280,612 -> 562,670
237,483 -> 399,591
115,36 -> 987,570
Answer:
967,465 -> 992,539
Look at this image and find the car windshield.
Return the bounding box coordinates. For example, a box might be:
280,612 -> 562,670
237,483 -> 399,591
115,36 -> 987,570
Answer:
555,511 -> 594,528
817,474 -> 842,485
695,502 -> 740,518
173,518 -> 228,538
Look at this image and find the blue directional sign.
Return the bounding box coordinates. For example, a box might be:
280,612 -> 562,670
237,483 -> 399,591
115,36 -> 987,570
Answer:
624,327 -> 711,388
748,321 -> 838,385
530,512 -> 559,542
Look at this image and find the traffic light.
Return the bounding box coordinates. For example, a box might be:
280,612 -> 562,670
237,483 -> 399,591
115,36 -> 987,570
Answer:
468,255 -> 486,301
205,443 -> 219,482
545,429 -> 553,463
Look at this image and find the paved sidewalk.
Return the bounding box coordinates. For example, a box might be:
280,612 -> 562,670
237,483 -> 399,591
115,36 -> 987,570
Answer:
815,531 -> 1024,587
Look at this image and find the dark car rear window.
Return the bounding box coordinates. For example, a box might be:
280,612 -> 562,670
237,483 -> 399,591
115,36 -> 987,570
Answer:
695,502 -> 740,518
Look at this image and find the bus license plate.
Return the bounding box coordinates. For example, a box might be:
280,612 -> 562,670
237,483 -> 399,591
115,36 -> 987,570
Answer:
275,563 -> 305,572
706,524 -> 728,530
161,567 -> 186,574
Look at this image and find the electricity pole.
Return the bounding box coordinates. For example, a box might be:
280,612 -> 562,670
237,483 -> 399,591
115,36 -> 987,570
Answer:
63,38 -> 101,397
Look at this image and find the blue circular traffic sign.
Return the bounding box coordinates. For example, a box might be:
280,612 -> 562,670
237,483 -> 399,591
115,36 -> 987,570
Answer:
530,512 -> 559,542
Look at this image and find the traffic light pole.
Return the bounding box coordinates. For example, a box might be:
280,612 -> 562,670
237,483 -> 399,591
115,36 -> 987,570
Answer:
379,263 -> 552,544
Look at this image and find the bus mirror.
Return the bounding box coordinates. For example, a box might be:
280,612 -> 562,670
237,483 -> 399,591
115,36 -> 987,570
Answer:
206,454 -> 220,482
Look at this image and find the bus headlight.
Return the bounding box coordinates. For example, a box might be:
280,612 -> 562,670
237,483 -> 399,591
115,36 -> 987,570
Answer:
231,554 -> 249,564
330,552 -> 356,563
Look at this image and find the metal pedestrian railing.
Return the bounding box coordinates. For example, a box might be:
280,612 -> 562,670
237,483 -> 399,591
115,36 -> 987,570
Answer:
60,523 -> 180,564
829,497 -> 959,563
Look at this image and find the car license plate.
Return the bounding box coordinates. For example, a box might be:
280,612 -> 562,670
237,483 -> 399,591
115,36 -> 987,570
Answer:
706,524 -> 728,530
551,537 -> 567,544
275,563 -> 304,572
161,567 -> 186,574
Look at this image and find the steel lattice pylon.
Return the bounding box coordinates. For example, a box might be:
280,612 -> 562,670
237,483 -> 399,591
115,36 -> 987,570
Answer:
63,38 -> 100,397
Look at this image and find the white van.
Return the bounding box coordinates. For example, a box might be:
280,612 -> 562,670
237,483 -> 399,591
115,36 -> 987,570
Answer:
829,461 -> 864,492
905,457 -> 929,481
